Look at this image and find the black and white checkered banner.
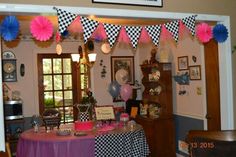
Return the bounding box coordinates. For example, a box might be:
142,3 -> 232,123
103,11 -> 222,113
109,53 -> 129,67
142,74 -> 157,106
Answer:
95,128 -> 149,157
103,23 -> 121,48
125,26 -> 142,49
164,20 -> 180,42
54,7 -> 77,34
80,16 -> 99,43
79,112 -> 90,122
182,15 -> 197,36
145,24 -> 162,46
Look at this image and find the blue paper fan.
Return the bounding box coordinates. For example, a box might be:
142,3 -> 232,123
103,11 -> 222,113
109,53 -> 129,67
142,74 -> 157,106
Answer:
0,16 -> 20,41
213,24 -> 228,43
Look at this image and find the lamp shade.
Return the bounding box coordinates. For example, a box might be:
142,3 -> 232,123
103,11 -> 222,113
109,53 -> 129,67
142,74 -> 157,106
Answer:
88,53 -> 97,63
71,54 -> 80,62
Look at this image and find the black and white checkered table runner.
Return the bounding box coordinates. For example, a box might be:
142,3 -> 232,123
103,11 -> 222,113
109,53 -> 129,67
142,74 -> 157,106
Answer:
95,128 -> 149,157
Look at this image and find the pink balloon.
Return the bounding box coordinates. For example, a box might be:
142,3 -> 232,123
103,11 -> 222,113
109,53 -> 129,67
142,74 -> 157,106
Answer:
120,84 -> 133,102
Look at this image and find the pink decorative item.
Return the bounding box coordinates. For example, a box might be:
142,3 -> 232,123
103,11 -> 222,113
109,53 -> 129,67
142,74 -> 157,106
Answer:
67,16 -> 83,34
117,27 -> 130,44
178,21 -> 186,39
74,120 -> 94,131
120,84 -> 133,102
91,23 -> 107,41
196,22 -> 213,43
139,28 -> 151,43
30,16 -> 53,41
160,25 -> 172,41
55,32 -> 61,43
120,113 -> 129,126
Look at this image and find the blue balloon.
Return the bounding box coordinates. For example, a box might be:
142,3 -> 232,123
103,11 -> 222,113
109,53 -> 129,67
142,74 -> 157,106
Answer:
108,81 -> 121,98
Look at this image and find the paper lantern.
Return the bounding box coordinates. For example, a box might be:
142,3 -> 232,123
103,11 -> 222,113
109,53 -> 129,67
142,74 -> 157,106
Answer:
0,16 -> 20,41
30,16 -> 53,41
196,23 -> 213,43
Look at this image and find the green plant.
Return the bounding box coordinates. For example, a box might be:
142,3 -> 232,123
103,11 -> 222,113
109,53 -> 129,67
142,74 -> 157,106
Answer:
44,98 -> 54,108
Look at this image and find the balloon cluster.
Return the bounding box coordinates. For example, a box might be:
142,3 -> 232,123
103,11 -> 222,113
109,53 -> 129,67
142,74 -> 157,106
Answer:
108,81 -> 133,102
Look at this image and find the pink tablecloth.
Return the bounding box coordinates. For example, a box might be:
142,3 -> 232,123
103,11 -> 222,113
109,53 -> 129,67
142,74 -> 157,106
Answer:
16,128 -> 95,157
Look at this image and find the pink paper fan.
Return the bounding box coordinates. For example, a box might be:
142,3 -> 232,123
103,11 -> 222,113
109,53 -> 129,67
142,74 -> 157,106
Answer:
30,16 -> 53,41
118,27 -> 130,44
196,23 -> 213,43
67,16 -> 83,34
139,28 -> 151,43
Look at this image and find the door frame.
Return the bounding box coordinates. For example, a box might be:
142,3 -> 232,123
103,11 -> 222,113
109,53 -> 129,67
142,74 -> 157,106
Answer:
0,4 -> 234,150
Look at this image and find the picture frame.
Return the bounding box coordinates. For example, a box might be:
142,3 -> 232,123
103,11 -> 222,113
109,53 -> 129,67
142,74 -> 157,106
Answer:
178,56 -> 189,71
189,65 -> 201,80
111,56 -> 135,85
92,0 -> 163,7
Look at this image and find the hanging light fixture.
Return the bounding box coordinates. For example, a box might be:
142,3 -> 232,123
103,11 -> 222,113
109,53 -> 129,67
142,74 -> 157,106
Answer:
71,45 -> 97,67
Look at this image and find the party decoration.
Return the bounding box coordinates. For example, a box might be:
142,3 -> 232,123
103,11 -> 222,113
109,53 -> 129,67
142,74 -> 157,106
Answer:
125,26 -> 142,49
56,43 -> 62,55
164,20 -> 180,42
103,23 -> 121,48
67,16 -> 83,34
145,24 -> 161,46
30,16 -> 53,41
91,23 -> 107,41
139,28 -> 151,43
173,72 -> 189,85
0,15 -> 20,41
182,15 -> 197,36
196,23 -> 213,43
108,81 -> 121,98
213,24 -> 228,43
61,30 -> 69,38
120,84 -> 133,102
54,7 -> 77,34
117,27 -> 130,43
55,32 -> 61,43
80,16 -> 99,43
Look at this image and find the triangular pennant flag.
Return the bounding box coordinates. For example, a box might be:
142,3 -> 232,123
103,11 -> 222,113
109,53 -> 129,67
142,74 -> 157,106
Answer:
164,20 -> 180,42
80,16 -> 99,43
54,7 -> 77,34
182,15 -> 197,36
125,26 -> 142,49
103,23 -> 121,48
145,24 -> 162,46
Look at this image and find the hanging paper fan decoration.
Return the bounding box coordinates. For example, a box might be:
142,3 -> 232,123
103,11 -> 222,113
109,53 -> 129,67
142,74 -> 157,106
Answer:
196,23 -> 213,43
0,16 -> 20,41
213,24 -> 228,43
30,16 -> 53,41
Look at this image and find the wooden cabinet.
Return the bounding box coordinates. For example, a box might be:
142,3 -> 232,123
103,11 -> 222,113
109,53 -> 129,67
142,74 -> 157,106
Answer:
136,62 -> 175,157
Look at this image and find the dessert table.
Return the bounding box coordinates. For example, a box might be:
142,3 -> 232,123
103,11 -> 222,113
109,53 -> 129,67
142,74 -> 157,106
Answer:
16,123 -> 149,157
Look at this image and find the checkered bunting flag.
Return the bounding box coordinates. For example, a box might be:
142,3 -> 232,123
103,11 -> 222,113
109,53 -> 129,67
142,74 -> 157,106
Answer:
54,7 -> 77,34
80,16 -> 99,43
103,23 -> 121,48
164,20 -> 180,42
145,24 -> 162,46
182,15 -> 197,36
125,26 -> 142,49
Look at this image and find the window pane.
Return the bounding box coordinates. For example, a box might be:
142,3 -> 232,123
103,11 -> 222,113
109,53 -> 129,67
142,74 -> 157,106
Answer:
64,91 -> 72,106
65,107 -> 73,122
64,75 -> 72,90
43,75 -> 52,90
80,64 -> 87,73
58,107 -> 65,123
54,75 -> 62,90
44,92 -> 54,108
53,59 -> 62,73
63,59 -> 71,73
43,59 -> 52,74
55,91 -> 63,107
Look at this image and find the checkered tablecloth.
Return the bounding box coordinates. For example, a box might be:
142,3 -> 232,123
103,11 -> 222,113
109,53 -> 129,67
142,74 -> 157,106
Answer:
95,127 -> 150,157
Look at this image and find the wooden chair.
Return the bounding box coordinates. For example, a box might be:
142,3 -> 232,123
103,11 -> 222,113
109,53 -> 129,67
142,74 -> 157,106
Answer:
0,142 -> 12,157
186,130 -> 236,157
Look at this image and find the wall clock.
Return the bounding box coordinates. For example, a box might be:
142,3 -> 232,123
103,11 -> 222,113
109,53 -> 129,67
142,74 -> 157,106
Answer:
2,51 -> 17,82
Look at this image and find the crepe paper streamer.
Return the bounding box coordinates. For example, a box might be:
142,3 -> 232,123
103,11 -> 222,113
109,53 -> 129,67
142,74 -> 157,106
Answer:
213,24 -> 228,43
139,28 -> 151,43
56,43 -> 62,55
0,15 -> 20,41
30,16 -> 53,41
67,16 -> 83,34
91,23 -> 107,41
196,23 -> 213,43
55,32 -> 61,43
117,27 -> 130,44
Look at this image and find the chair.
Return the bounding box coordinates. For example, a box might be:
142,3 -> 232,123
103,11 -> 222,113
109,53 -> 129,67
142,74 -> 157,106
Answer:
0,142 -> 12,157
186,130 -> 236,157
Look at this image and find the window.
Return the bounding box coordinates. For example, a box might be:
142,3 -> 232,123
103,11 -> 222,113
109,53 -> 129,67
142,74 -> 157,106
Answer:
37,54 -> 89,123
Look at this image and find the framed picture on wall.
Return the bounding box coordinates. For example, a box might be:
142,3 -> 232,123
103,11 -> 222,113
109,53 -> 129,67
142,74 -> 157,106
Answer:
92,0 -> 163,7
178,56 -> 189,71
189,65 -> 201,80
